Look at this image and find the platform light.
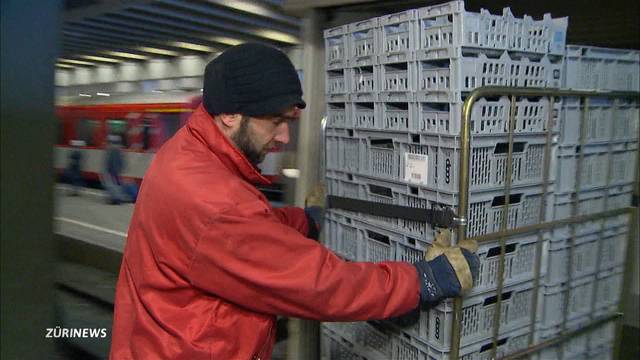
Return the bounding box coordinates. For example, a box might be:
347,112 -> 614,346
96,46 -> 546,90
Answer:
137,46 -> 180,57
215,0 -> 270,17
80,55 -> 122,63
59,58 -> 95,66
96,92 -> 111,97
172,42 -> 216,53
78,93 -> 92,97
255,29 -> 299,44
282,168 -> 300,178
104,51 -> 149,60
210,36 -> 244,46
56,63 -> 75,69
151,90 -> 164,94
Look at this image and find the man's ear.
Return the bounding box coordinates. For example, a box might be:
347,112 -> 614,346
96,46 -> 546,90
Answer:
218,113 -> 242,129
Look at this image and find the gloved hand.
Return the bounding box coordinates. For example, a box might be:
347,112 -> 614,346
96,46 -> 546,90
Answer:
414,229 -> 479,308
304,184 -> 325,240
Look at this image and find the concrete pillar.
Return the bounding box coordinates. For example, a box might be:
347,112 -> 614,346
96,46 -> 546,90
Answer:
1,0 -> 61,358
287,8 -> 326,360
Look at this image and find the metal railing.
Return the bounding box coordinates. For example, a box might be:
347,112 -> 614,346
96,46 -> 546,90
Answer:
451,86 -> 639,359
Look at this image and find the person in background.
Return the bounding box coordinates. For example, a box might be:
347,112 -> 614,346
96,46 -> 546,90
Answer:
110,43 -> 479,360
102,134 -> 126,204
66,139 -> 85,196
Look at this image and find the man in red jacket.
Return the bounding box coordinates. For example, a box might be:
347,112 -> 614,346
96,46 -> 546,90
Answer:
110,43 -> 478,360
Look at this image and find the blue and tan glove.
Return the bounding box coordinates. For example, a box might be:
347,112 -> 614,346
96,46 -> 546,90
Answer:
304,184 -> 325,240
414,229 -> 479,309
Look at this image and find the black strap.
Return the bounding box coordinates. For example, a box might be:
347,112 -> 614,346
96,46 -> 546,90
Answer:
327,195 -> 457,229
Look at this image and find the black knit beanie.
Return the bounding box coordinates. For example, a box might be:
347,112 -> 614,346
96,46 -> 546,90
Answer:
203,43 -> 306,117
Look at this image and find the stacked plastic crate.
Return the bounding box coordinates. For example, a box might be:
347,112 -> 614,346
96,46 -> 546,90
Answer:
535,46 -> 640,359
322,1 -> 568,359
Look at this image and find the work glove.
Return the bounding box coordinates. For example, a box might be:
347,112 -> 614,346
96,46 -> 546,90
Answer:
304,184 -> 325,240
414,229 -> 479,309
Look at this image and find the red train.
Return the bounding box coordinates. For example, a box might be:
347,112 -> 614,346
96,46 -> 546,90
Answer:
55,94 -> 287,199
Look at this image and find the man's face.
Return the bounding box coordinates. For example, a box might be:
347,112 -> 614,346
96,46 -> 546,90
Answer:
230,106 -> 300,166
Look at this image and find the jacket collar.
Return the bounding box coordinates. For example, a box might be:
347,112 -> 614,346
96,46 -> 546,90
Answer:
186,105 -> 271,186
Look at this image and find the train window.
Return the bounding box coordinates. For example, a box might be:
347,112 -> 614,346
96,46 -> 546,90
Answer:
107,119 -> 129,147
56,118 -> 65,145
77,119 -> 99,146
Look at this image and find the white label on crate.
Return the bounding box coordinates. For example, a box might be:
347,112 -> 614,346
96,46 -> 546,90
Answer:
404,153 -> 428,185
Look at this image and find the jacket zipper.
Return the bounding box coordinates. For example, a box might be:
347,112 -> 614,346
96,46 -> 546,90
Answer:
252,321 -> 273,360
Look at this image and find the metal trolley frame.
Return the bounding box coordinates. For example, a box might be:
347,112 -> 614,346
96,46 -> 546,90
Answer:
450,86 -> 639,359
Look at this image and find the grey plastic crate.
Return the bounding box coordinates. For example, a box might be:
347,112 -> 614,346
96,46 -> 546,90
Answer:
538,275 -> 596,328
324,209 -> 431,263
552,183 -> 634,221
415,1 -> 567,61
322,323 -> 430,360
555,142 -> 638,193
325,128 -> 554,194
321,328 -> 370,360
416,51 -> 563,103
325,25 -> 349,70
348,18 -> 379,67
349,66 -> 379,102
420,96 -> 560,136
559,97 -> 639,146
327,102 -> 350,128
379,62 -> 417,102
325,169 -> 551,239
379,10 -> 418,64
443,325 -> 530,360
563,45 -> 640,91
350,102 -> 376,129
326,68 -> 349,102
325,208 -> 549,296
594,266 -> 625,313
533,316 -> 592,360
421,281 -> 535,351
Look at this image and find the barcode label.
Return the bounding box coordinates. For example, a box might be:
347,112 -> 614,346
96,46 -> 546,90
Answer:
404,152 -> 428,185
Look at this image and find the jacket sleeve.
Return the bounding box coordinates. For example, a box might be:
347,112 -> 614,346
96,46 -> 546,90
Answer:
187,200 -> 419,321
271,206 -> 309,236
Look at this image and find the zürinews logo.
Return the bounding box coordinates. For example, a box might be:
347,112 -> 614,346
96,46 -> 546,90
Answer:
45,327 -> 108,339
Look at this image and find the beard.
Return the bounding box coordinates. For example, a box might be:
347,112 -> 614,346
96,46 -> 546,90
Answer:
231,116 -> 266,166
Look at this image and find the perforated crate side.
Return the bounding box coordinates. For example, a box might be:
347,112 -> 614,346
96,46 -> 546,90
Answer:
537,275 -> 597,328
416,2 -> 567,60
420,280 -> 536,351
552,184 -> 634,221
379,62 -> 417,102
348,18 -> 380,67
425,325 -> 531,360
323,207 -> 432,262
321,326 -> 381,360
533,316 -> 592,360
325,128 -> 366,173
323,322 -> 394,360
323,322 -> 430,360
379,10 -> 418,64
349,102 -> 378,130
473,231 -> 548,295
326,102 -> 350,128
559,97 -> 639,146
331,129 -> 554,194
556,142 -> 639,193
349,66 -> 379,102
545,230 -> 600,285
418,96 -> 559,136
564,45 -> 640,91
325,25 -> 349,70
595,266 -> 624,313
416,52 -> 563,102
326,68 -> 350,102
327,169 -> 551,240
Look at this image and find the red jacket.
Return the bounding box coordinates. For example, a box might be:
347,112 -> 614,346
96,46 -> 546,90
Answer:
110,105 -> 420,359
